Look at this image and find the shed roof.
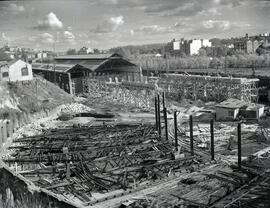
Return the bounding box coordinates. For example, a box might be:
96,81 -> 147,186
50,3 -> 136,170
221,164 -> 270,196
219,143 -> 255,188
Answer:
32,63 -> 74,73
216,98 -> 247,109
0,59 -> 27,67
33,54 -> 140,74
54,53 -> 122,60
54,59 -> 106,70
241,103 -> 264,111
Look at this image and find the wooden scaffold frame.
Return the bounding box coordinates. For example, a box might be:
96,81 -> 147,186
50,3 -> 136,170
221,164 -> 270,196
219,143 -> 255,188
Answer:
160,74 -> 259,103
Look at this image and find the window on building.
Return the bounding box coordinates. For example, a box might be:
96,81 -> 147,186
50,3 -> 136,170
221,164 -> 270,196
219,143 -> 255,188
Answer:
2,72 -> 9,77
21,67 -> 29,76
228,110 -> 234,117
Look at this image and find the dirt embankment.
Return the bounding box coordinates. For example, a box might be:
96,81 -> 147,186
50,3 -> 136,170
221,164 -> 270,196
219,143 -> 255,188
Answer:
0,76 -> 73,116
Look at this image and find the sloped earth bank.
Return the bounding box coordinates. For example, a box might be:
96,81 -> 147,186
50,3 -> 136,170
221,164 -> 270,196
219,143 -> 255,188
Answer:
0,76 -> 73,117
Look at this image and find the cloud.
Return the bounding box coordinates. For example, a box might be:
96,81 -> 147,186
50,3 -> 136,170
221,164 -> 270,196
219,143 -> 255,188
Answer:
28,33 -> 55,44
28,31 -> 76,45
199,8 -> 222,16
203,20 -> 230,30
133,25 -> 170,34
91,16 -> 124,33
101,0 -> 119,4
190,19 -> 250,36
160,2 -> 203,17
1,33 -> 10,43
34,12 -> 63,30
93,0 -> 244,17
40,33 -> 55,44
0,3 -> 25,15
63,31 -> 75,43
215,0 -> 244,7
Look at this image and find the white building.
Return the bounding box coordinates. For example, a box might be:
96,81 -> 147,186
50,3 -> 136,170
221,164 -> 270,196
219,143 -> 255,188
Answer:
190,39 -> 212,55
173,41 -> 181,50
0,59 -> 33,82
36,52 -> 48,59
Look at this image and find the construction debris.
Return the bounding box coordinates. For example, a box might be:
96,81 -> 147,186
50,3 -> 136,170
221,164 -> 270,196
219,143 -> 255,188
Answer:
1,76 -> 270,208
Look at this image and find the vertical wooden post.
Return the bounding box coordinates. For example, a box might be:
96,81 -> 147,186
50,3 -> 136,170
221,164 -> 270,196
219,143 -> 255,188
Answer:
174,111 -> 178,151
210,119 -> 215,161
157,94 -> 161,137
238,123 -> 242,169
0,121 -> 3,149
162,91 -> 166,110
66,161 -> 70,180
164,107 -> 168,140
189,115 -> 194,156
155,96 -> 158,131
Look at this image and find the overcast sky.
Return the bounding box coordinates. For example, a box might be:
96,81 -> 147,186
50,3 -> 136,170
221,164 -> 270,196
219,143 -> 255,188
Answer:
0,0 -> 269,51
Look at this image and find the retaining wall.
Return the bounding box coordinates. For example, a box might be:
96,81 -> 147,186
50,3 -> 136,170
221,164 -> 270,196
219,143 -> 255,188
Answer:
0,165 -> 78,208
0,107 -> 62,150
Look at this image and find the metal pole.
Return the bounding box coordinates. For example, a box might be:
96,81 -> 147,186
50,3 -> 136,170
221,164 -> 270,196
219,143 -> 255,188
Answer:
164,107 -> 168,140
174,111 -> 178,151
155,96 -> 158,131
157,94 -> 161,137
189,115 -> 194,156
162,91 -> 166,110
210,119 -> 214,161
238,123 -> 242,169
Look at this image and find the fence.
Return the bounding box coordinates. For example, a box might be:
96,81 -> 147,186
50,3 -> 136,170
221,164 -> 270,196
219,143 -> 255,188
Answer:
0,107 -> 62,149
0,112 -> 30,147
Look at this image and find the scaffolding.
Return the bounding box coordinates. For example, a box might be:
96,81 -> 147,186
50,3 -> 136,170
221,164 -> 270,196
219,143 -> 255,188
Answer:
161,74 -> 259,103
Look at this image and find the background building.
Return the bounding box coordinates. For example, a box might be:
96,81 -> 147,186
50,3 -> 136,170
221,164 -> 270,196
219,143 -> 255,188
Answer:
165,38 -> 212,56
77,47 -> 94,55
233,33 -> 270,53
32,53 -> 141,94
0,59 -> 33,82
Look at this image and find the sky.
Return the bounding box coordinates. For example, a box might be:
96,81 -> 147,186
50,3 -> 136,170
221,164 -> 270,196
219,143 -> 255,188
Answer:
0,0 -> 270,51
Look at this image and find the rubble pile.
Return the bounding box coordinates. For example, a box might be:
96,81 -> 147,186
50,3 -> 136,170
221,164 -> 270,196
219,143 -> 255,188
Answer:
59,103 -> 94,114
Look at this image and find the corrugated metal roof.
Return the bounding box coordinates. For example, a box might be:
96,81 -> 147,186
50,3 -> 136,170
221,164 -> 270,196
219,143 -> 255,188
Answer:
32,63 -> 74,73
54,53 -> 122,60
55,59 -> 106,69
32,55 -> 139,73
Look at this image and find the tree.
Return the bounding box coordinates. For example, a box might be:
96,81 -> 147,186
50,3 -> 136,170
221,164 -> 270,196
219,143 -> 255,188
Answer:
66,49 -> 77,55
198,48 -> 207,57
93,48 -> 100,54
0,52 -> 12,61
110,47 -> 131,57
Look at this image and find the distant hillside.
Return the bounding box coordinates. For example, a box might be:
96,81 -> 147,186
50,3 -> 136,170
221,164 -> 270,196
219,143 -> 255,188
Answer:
0,76 -> 72,115
109,43 -> 166,57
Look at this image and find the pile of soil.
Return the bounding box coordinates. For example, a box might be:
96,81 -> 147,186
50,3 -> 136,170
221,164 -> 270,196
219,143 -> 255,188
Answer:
0,76 -> 73,116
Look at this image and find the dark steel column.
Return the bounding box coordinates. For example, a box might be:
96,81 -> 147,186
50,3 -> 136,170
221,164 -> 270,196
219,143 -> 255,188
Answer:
164,107 -> 168,140
210,119 -> 215,161
174,111 -> 178,151
189,115 -> 194,156
157,94 -> 161,136
162,91 -> 166,110
238,123 -> 242,169
155,96 -> 158,131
